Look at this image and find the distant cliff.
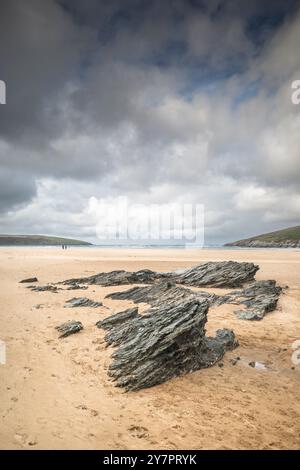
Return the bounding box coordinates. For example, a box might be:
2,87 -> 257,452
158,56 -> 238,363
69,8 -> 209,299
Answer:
225,225 -> 300,248
0,235 -> 92,246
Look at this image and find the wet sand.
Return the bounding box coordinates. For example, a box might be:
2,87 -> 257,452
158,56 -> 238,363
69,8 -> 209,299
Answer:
0,247 -> 299,449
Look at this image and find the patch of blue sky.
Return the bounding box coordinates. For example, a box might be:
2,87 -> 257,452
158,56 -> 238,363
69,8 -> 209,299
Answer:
232,79 -> 262,109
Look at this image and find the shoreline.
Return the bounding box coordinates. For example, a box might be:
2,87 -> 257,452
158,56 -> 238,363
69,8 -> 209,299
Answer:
1,244 -> 300,251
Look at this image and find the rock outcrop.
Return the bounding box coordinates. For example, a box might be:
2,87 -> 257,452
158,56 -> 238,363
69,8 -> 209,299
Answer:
60,261 -> 258,289
60,269 -> 167,287
97,297 -> 238,391
106,278 -> 282,320
64,297 -> 103,308
228,280 -> 282,320
226,239 -> 300,248
106,281 -> 224,307
173,261 -> 259,288
56,320 -> 83,338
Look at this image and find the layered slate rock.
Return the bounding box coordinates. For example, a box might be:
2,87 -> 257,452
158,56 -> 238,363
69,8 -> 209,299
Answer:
228,280 -> 282,320
27,284 -> 61,293
64,297 -> 103,308
61,269 -> 167,287
19,277 -> 38,283
173,261 -> 259,288
96,307 -> 139,330
60,261 -> 259,289
106,278 -> 282,321
66,284 -> 88,290
106,281 -> 224,308
56,320 -> 83,338
98,298 -> 238,391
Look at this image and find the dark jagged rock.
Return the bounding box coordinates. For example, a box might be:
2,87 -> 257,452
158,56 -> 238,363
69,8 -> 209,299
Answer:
19,277 -> 38,283
106,281 -> 224,308
96,307 -> 139,330
201,329 -> 238,366
107,279 -> 282,321
28,285 -> 60,293
228,280 -> 282,320
58,261 -> 281,321
98,297 -> 238,391
66,284 -> 88,290
64,297 -> 103,308
61,269 -> 167,287
60,261 -> 258,288
56,320 -> 83,338
173,261 -> 259,288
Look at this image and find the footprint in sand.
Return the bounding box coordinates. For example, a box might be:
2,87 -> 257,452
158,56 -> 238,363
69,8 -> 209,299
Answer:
14,432 -> 28,446
128,425 -> 149,439
14,432 -> 37,447
75,404 -> 99,417
75,404 -> 88,410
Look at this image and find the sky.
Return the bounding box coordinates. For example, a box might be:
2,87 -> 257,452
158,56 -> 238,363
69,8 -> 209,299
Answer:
0,0 -> 300,245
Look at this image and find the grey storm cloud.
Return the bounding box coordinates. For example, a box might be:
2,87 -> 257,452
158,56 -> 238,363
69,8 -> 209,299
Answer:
0,0 -> 300,242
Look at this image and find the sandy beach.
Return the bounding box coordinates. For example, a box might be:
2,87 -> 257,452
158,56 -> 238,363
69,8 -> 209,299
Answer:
0,247 -> 299,450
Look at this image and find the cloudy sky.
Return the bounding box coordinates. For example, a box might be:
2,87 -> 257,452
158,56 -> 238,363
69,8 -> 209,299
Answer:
0,0 -> 300,245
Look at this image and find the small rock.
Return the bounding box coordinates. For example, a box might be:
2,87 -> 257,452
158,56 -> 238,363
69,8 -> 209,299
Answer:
249,361 -> 255,368
28,441 -> 37,446
28,285 -> 60,293
65,297 -> 102,308
33,304 -> 43,309
66,284 -> 88,290
20,277 -> 38,283
55,320 -> 83,338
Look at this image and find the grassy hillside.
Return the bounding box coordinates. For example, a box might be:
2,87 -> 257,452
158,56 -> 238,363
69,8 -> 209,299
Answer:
225,225 -> 300,247
0,235 -> 92,246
